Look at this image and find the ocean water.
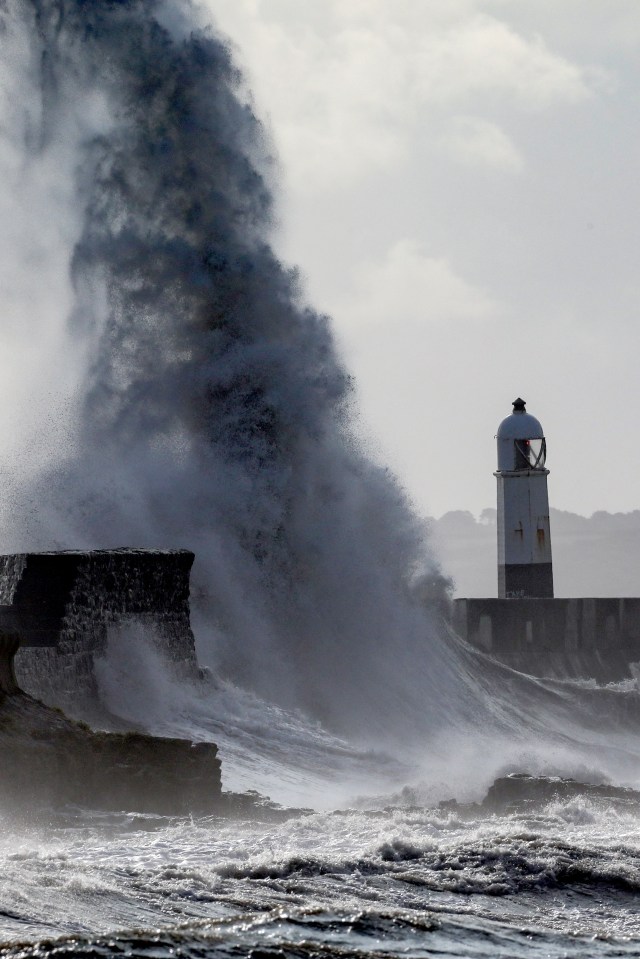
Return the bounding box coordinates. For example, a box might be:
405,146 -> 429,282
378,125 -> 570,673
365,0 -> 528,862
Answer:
2,773 -> 640,958
1,1 -> 640,956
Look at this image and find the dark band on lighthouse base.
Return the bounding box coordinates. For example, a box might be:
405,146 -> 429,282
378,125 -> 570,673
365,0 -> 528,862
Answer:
498,563 -> 554,599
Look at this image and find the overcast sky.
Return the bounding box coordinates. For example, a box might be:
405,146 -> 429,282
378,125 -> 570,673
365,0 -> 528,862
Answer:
206,0 -> 640,521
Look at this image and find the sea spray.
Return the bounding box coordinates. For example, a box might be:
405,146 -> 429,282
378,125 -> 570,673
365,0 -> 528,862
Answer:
0,0 -> 460,738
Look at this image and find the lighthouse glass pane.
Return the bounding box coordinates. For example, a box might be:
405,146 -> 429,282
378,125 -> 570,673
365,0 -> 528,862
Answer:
515,438 -> 546,469
528,438 -> 546,468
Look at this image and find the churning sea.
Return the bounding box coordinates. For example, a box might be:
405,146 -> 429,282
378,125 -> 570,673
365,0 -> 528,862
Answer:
1,792 -> 640,959
1,644 -> 640,959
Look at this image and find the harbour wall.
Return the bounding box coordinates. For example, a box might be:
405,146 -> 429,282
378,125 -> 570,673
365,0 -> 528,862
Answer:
453,597 -> 640,683
0,550 -> 228,815
0,549 -> 199,722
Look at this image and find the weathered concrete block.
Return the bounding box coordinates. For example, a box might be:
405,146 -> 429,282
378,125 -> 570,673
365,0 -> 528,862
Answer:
0,549 -> 198,721
454,597 -> 640,682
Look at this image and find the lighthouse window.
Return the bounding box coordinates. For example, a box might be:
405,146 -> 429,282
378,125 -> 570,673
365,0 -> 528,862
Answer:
514,438 -> 546,470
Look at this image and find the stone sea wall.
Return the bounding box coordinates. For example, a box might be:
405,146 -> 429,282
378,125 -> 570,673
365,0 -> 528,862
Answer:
454,597 -> 640,683
0,549 -> 199,723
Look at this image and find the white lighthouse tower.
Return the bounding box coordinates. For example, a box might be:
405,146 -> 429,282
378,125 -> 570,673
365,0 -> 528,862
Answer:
495,398 -> 553,598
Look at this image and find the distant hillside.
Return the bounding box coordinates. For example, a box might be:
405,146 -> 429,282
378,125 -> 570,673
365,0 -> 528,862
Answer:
430,509 -> 640,598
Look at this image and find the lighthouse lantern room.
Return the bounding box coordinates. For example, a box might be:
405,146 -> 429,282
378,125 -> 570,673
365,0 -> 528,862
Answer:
495,398 -> 553,599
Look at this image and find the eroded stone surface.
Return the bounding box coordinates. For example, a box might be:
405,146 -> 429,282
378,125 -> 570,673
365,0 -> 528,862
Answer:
0,689 -> 221,814
0,549 -> 199,722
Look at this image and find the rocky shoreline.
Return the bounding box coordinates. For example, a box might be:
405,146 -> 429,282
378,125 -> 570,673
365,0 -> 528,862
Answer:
439,772 -> 640,817
0,635 -> 311,820
0,689 -> 222,815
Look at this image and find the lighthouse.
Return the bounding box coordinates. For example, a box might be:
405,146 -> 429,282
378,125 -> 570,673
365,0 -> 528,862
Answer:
495,398 -> 553,599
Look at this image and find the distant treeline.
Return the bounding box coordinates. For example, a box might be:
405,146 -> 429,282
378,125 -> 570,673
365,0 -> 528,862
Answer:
429,509 -> 640,598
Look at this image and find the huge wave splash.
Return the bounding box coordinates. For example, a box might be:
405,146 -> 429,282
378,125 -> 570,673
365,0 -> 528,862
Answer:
0,0 -> 464,738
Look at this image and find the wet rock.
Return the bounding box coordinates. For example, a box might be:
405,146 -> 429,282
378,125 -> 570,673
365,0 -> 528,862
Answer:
0,688 -> 222,815
0,632 -> 310,819
482,772 -> 640,814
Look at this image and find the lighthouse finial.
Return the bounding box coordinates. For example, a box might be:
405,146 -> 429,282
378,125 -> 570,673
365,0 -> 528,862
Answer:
513,397 -> 526,413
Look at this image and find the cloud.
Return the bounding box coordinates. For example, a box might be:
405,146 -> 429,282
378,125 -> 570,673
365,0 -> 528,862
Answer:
440,115 -> 525,172
331,240 -> 499,331
209,1 -> 599,191
413,15 -> 591,109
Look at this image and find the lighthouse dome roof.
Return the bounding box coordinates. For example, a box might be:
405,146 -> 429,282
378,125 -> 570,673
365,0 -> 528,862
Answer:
497,398 -> 544,440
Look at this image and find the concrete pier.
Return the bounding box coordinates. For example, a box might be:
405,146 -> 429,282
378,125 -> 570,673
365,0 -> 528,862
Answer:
0,549 -> 198,721
454,597 -> 640,682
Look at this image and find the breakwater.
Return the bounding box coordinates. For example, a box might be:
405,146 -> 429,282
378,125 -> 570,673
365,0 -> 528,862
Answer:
0,551 -> 223,814
0,549 -> 198,723
454,597 -> 640,682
